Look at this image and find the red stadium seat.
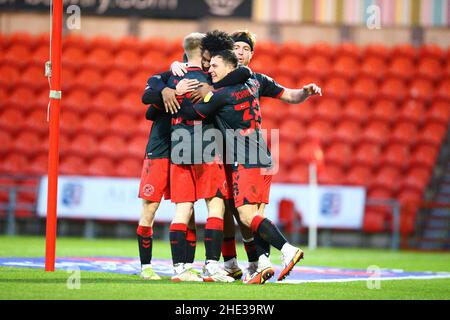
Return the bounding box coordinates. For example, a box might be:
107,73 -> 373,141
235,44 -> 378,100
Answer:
29,154 -> 48,175
8,32 -> 35,48
417,58 -> 443,81
0,65 -> 20,89
116,158 -> 142,177
397,100 -> 426,125
323,77 -> 350,100
410,144 -> 438,169
102,69 -> 130,93
63,33 -> 89,51
426,101 -> 450,126
346,165 -> 373,187
391,44 -> 417,61
361,121 -> 390,145
61,66 -> 76,91
342,98 -> 369,124
409,79 -> 434,102
305,120 -> 333,145
91,90 -> 121,114
31,44 -> 50,67
249,54 -> 276,75
114,49 -> 140,72
372,167 -> 401,193
352,143 -> 382,168
359,56 -> 387,80
260,99 -> 289,121
13,132 -> 42,156
363,210 -> 386,233
314,98 -> 341,123
318,165 -> 345,185
417,123 -> 447,147
141,37 -> 172,56
333,120 -> 362,145
332,56 -> 359,79
79,112 -> 109,137
309,43 -> 335,59
72,69 -> 103,93
285,100 -> 315,123
63,89 -> 91,113
120,90 -> 146,116
381,143 -> 410,170
380,78 -> 408,101
397,189 -> 423,208
296,141 -> 324,164
87,157 -> 116,177
109,114 -> 138,138
1,153 -> 28,175
60,110 -> 82,136
419,44 -> 445,61
278,41 -> 305,57
0,109 -> 23,134
335,43 -> 361,60
366,188 -> 393,218
277,54 -> 303,78
20,66 -> 47,90
400,168 -> 430,193
6,87 -> 35,110
390,122 -> 419,146
89,35 -> 116,52
0,131 -> 12,156
62,47 -> 85,69
130,70 -> 151,92
60,155 -> 87,175
370,99 -> 398,124
69,134 -> 98,159
287,164 -> 309,184
273,74 -> 296,89
279,120 -> 305,143
116,36 -> 142,53
3,44 -> 29,68
364,44 -> 389,61
435,79 -> 450,101
98,135 -> 128,159
351,77 -> 378,101
304,56 -> 331,79
85,48 -> 114,72
388,57 -> 415,80
278,141 -> 298,167
324,143 -> 352,168
127,136 -> 148,158
140,50 -> 167,74
0,88 -> 5,107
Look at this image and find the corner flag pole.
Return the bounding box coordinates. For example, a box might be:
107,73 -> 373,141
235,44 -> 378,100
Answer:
45,0 -> 63,272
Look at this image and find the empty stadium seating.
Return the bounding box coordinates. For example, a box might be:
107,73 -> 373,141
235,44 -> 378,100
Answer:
0,32 -> 449,236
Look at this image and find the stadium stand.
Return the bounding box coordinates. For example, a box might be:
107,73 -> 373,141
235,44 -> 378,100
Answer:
0,32 -> 449,243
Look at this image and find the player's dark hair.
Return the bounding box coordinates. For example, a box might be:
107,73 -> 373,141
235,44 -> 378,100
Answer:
231,30 -> 256,52
201,30 -> 234,53
212,50 -> 238,68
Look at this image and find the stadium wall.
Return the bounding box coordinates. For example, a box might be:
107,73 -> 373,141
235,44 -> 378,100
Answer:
1,12 -> 449,46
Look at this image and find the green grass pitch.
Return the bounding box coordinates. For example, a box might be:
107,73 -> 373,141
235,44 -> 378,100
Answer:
0,236 -> 449,300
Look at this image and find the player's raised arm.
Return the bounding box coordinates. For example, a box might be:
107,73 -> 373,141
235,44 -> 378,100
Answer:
281,83 -> 322,104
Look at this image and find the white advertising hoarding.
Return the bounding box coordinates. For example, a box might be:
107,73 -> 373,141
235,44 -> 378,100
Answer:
37,176 -> 366,229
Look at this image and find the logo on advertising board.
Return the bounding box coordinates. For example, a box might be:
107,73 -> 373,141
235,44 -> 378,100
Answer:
320,193 -> 341,217
61,183 -> 83,208
205,0 -> 244,16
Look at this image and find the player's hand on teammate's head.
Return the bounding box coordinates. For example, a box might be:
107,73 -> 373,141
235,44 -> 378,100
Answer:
171,61 -> 188,77
175,78 -> 200,96
161,87 -> 180,114
303,83 -> 322,97
190,83 -> 213,104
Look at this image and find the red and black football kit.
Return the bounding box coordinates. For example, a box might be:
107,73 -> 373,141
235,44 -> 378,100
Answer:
145,66 -> 252,203
181,78 -> 277,207
138,71 -> 173,202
